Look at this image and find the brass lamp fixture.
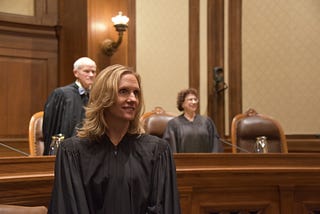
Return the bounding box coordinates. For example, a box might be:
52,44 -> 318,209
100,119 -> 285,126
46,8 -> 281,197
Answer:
102,12 -> 129,56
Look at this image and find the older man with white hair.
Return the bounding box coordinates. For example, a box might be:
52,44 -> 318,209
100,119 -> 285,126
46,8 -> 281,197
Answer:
42,57 -> 97,155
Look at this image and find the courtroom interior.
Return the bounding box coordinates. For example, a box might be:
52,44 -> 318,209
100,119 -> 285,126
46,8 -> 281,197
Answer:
1,0 -> 320,213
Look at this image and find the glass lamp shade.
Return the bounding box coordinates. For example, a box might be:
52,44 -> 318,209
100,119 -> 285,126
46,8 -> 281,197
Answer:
112,12 -> 129,25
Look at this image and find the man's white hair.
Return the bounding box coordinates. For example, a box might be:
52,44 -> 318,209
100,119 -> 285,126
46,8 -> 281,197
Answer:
73,57 -> 96,70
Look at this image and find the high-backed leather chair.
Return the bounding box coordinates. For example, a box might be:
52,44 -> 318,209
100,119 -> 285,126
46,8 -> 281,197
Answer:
28,111 -> 44,156
140,106 -> 176,138
231,108 -> 288,153
0,204 -> 47,214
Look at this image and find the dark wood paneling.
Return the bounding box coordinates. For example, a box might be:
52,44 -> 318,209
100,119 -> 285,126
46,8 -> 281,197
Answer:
0,21 -> 58,152
87,0 -> 115,70
59,0 -> 132,81
2,154 -> 320,214
0,58 -> 45,135
176,153 -> 320,214
127,0 -> 136,69
0,140 -> 29,157
0,0 -> 57,26
198,0 -> 241,139
0,0 -> 58,158
207,0 -> 225,136
189,0 -> 200,93
0,156 -> 54,206
228,0 -> 242,123
0,0 -> 134,157
287,135 -> 320,153
58,0 -> 88,85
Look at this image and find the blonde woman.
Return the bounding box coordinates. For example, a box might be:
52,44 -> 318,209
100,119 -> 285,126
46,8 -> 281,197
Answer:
49,64 -> 181,214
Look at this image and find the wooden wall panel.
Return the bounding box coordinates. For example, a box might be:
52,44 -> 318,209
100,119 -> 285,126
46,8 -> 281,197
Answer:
0,22 -> 58,156
58,0 -> 132,84
0,156 -> 54,206
2,154 -> 320,214
0,0 -> 58,157
58,0 -> 88,86
207,0 -> 225,136
228,0 -> 242,124
0,57 -> 46,135
0,0 -> 57,26
189,0 -> 200,91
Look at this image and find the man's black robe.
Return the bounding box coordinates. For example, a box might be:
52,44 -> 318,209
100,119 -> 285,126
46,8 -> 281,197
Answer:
48,134 -> 181,214
43,83 -> 88,155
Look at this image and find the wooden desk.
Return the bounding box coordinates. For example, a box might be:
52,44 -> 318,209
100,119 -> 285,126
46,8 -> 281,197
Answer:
175,153 -> 320,214
0,156 -> 55,206
1,154 -> 320,214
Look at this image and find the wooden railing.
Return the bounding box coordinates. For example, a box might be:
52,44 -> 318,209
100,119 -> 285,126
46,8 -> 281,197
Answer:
1,154 -> 320,214
2,137 -> 320,157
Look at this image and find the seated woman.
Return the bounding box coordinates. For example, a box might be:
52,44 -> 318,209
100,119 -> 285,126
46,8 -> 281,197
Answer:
163,88 -> 223,153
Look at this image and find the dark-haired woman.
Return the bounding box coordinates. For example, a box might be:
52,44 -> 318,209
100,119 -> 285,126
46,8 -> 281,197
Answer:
163,88 -> 223,153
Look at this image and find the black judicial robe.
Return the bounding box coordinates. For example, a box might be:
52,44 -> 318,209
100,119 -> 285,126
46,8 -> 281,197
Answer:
43,83 -> 88,155
48,134 -> 181,214
163,114 -> 223,153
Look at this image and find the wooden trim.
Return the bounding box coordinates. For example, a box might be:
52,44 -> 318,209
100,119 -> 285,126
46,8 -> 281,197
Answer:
189,0 -> 200,93
28,111 -> 44,156
287,135 -> 320,153
0,0 -> 57,26
207,0 -> 225,136
228,0 -> 242,123
0,21 -> 57,39
128,0 -> 136,69
58,0 -> 88,86
2,154 -> 320,213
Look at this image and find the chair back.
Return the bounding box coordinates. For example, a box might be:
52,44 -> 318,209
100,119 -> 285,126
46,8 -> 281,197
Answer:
231,108 -> 288,153
140,106 -> 176,138
28,111 -> 44,156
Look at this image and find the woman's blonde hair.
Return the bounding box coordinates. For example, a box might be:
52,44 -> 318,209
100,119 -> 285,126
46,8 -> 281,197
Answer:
77,64 -> 145,140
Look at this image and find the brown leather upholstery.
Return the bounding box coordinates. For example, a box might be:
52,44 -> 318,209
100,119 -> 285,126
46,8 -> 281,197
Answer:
140,106 -> 176,138
231,108 -> 288,153
28,111 -> 44,156
0,204 -> 47,214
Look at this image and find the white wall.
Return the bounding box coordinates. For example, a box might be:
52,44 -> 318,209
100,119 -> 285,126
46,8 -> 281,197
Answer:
137,0 -> 208,115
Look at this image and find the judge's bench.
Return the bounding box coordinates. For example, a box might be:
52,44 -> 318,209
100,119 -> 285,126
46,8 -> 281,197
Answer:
1,153 -> 320,214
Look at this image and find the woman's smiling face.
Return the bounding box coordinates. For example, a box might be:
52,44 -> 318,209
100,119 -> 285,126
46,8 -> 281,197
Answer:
105,74 -> 141,124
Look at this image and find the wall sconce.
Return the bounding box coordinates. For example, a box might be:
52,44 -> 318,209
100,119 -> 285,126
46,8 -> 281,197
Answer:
102,12 -> 129,56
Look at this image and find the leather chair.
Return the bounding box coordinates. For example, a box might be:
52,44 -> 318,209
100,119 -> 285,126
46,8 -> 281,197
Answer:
28,111 -> 44,156
0,204 -> 47,214
231,108 -> 288,153
140,106 -> 176,138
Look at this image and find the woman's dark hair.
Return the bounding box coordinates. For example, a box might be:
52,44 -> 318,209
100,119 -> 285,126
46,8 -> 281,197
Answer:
176,88 -> 199,111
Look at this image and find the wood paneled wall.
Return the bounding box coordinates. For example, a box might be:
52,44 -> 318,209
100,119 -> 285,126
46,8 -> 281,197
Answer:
0,0 -> 318,157
59,0 -> 134,84
0,0 -> 58,154
0,0 -> 133,157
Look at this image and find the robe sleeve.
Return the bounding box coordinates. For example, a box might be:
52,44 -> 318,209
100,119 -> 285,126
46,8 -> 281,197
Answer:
48,140 -> 90,214
43,89 -> 66,155
207,117 -> 224,152
147,141 -> 181,214
162,120 -> 178,153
